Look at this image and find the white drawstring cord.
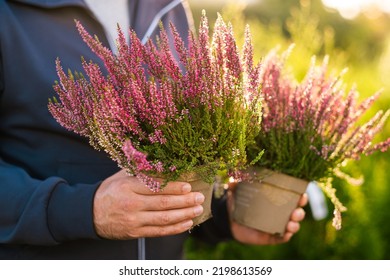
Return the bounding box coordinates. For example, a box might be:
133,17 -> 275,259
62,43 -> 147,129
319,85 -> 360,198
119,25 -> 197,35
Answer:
141,0 -> 183,44
138,237 -> 146,260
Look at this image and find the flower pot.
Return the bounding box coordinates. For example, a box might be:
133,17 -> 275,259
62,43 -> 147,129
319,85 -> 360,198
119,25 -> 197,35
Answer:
232,168 -> 308,235
177,172 -> 213,227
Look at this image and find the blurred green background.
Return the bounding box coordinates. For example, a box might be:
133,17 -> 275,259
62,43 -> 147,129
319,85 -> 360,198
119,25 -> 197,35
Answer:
184,0 -> 390,260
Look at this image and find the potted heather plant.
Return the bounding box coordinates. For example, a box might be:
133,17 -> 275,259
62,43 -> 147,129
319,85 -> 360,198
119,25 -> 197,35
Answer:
48,12 -> 263,226
233,47 -> 390,234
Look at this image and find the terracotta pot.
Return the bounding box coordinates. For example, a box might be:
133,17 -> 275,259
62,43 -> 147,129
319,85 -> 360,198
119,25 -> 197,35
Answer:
232,168 -> 308,235
177,172 -> 213,227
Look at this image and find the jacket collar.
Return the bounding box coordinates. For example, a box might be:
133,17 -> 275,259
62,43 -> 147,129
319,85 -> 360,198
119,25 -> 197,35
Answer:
7,0 -> 86,8
7,0 -> 179,8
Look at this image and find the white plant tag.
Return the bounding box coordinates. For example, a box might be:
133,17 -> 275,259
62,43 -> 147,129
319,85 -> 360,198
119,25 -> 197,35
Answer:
307,181 -> 328,220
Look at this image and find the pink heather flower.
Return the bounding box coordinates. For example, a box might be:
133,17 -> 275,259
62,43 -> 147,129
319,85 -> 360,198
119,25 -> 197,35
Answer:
332,209 -> 342,231
153,161 -> 164,173
76,20 -> 119,85
253,47 -> 390,229
136,173 -> 162,192
148,130 -> 167,144
49,60 -> 91,136
122,140 -> 153,172
49,12 -> 263,191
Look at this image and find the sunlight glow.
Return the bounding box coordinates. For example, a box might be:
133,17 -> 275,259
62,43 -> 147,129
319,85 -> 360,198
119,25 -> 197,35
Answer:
322,0 -> 390,19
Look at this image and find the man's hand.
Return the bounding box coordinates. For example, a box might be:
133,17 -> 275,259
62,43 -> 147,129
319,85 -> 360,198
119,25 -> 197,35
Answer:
93,170 -> 205,240
228,190 -> 308,245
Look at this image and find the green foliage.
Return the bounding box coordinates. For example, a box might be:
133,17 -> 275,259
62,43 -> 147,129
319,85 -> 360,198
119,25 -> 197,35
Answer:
252,129 -> 331,181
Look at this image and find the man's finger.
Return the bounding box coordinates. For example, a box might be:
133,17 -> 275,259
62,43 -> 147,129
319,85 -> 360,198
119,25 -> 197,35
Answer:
139,205 -> 204,226
298,193 -> 308,207
129,177 -> 193,195
140,192 -> 205,211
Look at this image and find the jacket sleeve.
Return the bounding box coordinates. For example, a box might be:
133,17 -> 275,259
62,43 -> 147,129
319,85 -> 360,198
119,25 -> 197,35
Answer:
0,158 -> 100,245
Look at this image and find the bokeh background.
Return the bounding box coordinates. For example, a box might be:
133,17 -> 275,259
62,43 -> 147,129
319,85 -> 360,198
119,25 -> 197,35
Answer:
184,0 -> 390,260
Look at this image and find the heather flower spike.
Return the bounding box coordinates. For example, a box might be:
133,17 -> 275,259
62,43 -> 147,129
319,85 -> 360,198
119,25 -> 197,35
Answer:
48,12 -> 263,191
250,47 -> 390,228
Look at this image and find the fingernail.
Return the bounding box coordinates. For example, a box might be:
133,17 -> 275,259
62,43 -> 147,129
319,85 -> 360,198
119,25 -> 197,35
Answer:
182,183 -> 191,193
194,205 -> 203,216
299,209 -> 306,219
195,193 -> 205,204
183,220 -> 193,229
294,208 -> 305,220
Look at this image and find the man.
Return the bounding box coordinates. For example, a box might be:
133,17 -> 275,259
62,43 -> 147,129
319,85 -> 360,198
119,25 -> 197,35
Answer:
0,0 -> 306,259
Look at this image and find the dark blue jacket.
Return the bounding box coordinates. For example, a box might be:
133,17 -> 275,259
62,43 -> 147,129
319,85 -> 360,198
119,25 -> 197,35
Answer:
0,0 -> 231,259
